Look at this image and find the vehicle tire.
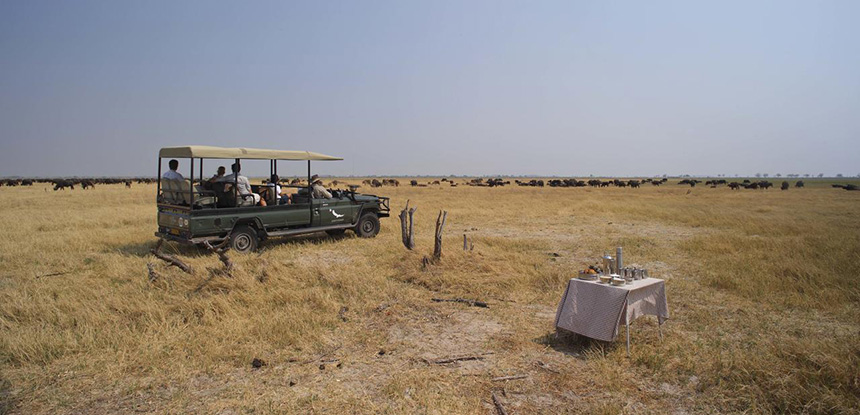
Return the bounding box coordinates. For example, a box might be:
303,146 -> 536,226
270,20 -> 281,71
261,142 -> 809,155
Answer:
325,229 -> 346,237
230,225 -> 259,253
355,213 -> 380,238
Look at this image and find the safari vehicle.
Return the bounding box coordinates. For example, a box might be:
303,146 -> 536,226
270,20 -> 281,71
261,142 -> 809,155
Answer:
155,145 -> 390,252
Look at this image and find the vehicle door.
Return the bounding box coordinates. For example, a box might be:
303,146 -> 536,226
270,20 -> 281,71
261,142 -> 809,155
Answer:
313,196 -> 359,226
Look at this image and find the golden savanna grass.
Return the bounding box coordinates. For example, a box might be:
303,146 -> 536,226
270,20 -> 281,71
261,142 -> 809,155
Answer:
1,180 -> 859,414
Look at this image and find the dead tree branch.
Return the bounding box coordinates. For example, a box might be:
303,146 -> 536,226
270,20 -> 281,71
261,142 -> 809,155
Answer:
146,263 -> 161,282
203,237 -> 233,276
492,391 -> 509,415
151,239 -> 193,274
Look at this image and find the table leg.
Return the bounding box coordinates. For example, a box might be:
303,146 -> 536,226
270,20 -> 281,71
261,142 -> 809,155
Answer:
658,318 -> 663,341
624,299 -> 631,357
625,298 -> 631,357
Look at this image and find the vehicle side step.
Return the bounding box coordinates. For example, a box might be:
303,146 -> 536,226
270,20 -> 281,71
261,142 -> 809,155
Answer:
265,223 -> 354,238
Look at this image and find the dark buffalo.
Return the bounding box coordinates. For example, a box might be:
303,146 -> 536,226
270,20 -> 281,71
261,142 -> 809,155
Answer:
53,180 -> 75,191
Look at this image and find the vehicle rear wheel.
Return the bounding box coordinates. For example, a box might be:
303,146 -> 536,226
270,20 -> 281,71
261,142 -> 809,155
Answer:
230,225 -> 258,253
355,213 -> 380,238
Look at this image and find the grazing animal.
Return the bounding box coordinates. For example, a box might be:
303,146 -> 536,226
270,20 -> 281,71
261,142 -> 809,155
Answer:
410,180 -> 418,186
795,181 -> 804,188
53,180 -> 75,191
833,184 -> 860,191
124,180 -> 132,188
728,182 -> 741,190
21,179 -> 34,186
80,180 -> 95,190
781,181 -> 789,190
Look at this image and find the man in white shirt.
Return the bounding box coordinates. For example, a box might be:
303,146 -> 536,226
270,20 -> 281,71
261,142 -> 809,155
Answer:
265,174 -> 290,205
218,163 -> 262,206
162,159 -> 185,180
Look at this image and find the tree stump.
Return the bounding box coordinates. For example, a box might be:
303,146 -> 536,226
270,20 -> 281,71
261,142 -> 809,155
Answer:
399,200 -> 417,250
432,210 -> 447,262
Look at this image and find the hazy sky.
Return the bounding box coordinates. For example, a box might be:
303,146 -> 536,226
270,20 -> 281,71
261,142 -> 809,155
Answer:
1,0 -> 858,178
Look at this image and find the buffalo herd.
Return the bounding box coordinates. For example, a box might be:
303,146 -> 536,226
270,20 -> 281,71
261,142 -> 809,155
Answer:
0,176 -> 850,193
0,177 -> 155,191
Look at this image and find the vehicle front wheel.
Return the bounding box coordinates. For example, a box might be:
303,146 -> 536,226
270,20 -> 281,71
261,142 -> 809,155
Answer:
230,225 -> 259,253
355,213 -> 380,238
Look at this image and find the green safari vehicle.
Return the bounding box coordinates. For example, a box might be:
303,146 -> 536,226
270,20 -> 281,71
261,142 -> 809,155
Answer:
155,145 -> 390,252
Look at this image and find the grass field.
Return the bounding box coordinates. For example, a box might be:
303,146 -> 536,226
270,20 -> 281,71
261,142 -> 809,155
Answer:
1,179 -> 859,414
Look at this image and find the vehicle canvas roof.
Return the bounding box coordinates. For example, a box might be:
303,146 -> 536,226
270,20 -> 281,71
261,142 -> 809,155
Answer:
158,145 -> 342,161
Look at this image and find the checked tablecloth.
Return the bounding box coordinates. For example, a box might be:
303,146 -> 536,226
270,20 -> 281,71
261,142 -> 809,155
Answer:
554,278 -> 669,342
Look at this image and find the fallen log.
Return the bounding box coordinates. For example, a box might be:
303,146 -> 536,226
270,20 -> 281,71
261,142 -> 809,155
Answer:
431,297 -> 489,308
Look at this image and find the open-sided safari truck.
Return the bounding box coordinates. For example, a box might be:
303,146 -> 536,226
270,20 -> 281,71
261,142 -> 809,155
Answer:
155,145 -> 390,252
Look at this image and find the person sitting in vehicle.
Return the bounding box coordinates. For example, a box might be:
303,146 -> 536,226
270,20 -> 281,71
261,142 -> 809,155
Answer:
209,166 -> 225,183
311,174 -> 332,199
162,159 -> 184,180
262,174 -> 291,205
202,166 -> 225,190
217,163 -> 265,206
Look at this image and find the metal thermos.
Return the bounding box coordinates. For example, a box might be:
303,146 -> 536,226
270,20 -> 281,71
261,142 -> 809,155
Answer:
615,247 -> 623,273
602,253 -> 614,275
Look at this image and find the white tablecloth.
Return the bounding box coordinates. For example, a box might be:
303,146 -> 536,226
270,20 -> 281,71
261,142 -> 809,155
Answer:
554,278 -> 669,342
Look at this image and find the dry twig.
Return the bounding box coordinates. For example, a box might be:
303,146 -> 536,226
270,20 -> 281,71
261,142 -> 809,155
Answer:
423,352 -> 494,365
35,271 -> 70,279
492,375 -> 528,382
431,297 -> 489,308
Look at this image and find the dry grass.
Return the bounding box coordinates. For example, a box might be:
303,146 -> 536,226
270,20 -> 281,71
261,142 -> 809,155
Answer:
1,179 -> 859,414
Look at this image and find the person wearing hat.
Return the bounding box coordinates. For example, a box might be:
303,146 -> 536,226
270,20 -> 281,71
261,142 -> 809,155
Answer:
311,174 -> 332,199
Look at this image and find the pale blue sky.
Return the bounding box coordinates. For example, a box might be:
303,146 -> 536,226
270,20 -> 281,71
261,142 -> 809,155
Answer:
1,1 -> 858,178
